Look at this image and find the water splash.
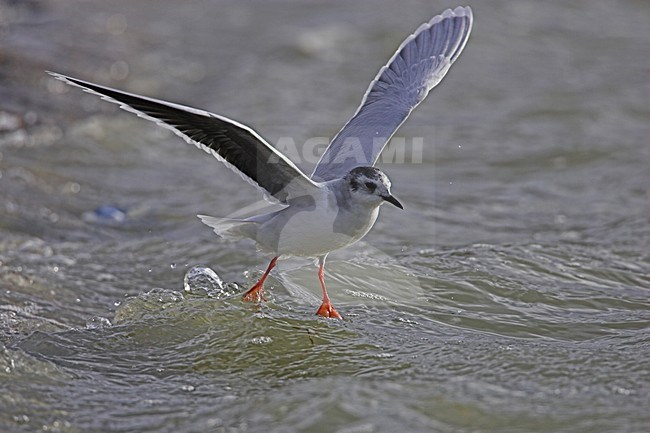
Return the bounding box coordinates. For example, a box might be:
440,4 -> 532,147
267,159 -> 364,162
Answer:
183,266 -> 239,299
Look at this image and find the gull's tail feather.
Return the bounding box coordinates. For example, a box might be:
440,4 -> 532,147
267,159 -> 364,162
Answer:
197,215 -> 254,241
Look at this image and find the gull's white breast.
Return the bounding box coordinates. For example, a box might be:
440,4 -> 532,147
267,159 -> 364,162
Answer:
254,186 -> 380,258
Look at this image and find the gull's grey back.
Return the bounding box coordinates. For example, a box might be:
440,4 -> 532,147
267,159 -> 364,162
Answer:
312,6 -> 473,182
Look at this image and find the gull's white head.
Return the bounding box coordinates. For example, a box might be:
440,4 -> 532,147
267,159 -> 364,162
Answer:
345,166 -> 403,209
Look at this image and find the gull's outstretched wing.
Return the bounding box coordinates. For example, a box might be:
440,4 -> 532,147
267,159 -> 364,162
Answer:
48,72 -> 318,203
311,6 -> 473,181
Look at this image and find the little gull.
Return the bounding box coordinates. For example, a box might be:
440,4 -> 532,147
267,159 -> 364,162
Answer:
49,6 -> 473,319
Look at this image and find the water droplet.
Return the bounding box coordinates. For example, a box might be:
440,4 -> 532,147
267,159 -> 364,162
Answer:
12,414 -> 29,424
613,386 -> 633,396
106,13 -> 127,35
183,266 -> 235,298
109,60 -> 130,80
86,316 -> 112,329
251,336 -> 272,345
62,181 -> 81,194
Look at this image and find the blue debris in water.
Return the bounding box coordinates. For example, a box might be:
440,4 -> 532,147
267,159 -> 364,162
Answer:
83,205 -> 128,224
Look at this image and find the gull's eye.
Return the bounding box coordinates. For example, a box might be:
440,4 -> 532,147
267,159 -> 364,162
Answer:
364,181 -> 376,192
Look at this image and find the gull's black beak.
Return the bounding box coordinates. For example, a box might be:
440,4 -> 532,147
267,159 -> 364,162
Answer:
382,194 -> 404,210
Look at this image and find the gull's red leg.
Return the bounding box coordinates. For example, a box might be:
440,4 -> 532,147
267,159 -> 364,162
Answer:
242,256 -> 278,303
315,258 -> 342,319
